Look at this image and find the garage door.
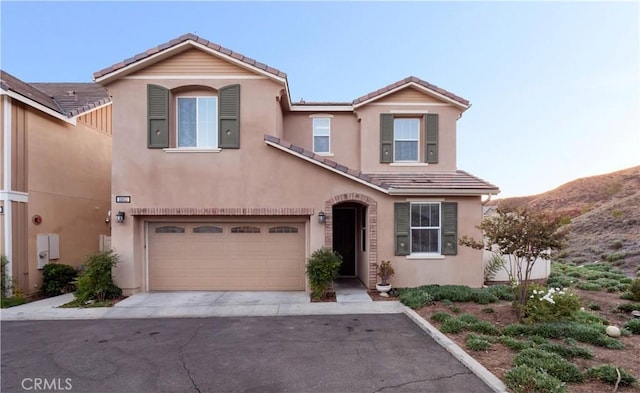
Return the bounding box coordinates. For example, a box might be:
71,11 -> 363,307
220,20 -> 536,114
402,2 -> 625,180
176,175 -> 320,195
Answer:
148,222 -> 305,291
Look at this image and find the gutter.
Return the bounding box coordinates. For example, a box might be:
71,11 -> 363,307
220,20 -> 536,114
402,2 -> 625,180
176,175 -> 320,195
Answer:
388,188 -> 500,197
0,89 -> 76,125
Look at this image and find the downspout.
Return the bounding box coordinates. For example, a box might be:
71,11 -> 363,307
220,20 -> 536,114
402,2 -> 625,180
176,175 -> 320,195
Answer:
481,193 -> 493,206
2,95 -> 12,296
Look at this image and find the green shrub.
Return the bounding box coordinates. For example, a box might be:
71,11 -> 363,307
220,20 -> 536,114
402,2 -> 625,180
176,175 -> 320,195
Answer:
466,334 -> 492,351
482,307 -> 495,313
502,321 -> 624,349
42,263 -> 77,297
439,318 -> 468,334
577,282 -> 601,291
536,343 -> 594,360
1,255 -> 27,308
397,288 -> 433,309
522,285 -> 580,324
629,279 -> 640,301
469,320 -> 501,335
616,303 -> 640,313
75,251 -> 122,303
586,303 -> 601,311
499,336 -> 538,351
623,319 -> 640,334
546,273 -> 574,289
430,311 -> 453,323
458,313 -> 479,324
585,364 -> 637,386
514,348 -> 583,383
305,248 -> 341,300
504,365 -> 567,393
621,291 -> 636,300
572,310 -> 608,326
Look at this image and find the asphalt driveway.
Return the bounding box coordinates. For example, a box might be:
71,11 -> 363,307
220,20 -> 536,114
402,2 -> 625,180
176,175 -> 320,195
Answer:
1,314 -> 493,393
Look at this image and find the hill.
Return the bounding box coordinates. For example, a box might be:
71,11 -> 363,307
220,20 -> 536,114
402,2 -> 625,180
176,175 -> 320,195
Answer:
491,166 -> 640,277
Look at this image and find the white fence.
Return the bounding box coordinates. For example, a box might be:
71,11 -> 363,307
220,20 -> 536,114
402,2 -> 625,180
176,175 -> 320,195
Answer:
483,250 -> 551,283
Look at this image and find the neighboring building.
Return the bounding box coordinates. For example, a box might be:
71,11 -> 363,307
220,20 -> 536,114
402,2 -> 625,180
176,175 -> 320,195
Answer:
94,33 -> 499,294
0,71 -> 112,296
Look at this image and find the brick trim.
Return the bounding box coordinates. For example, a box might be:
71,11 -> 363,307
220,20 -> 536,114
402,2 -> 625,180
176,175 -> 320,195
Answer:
324,193 -> 378,289
129,207 -> 315,216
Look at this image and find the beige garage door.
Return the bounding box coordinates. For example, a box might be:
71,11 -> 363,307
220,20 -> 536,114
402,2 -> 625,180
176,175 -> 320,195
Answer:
148,222 -> 305,291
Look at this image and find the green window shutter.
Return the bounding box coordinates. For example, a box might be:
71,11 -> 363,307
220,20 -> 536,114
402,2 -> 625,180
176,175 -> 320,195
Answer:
441,202 -> 458,255
147,84 -> 169,148
380,114 -> 394,163
425,113 -> 438,163
394,202 -> 410,256
219,84 -> 240,148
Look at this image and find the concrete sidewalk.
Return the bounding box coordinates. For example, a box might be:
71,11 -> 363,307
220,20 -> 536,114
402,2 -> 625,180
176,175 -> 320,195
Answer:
0,291 -> 402,321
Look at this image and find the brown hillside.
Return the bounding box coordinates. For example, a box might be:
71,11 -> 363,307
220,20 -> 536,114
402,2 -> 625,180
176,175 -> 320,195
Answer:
491,166 -> 640,277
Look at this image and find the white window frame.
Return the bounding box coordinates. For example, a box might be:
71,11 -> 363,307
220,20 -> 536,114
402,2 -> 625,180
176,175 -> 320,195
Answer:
312,117 -> 331,154
176,96 -> 219,149
410,202 -> 441,255
393,118 -> 420,162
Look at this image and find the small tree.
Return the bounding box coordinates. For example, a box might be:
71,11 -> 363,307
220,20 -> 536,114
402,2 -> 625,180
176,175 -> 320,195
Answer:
75,250 -> 122,303
306,248 -> 342,300
460,208 -> 566,319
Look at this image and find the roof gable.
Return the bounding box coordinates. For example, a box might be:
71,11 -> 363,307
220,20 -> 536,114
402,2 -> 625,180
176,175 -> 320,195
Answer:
93,33 -> 287,85
352,76 -> 470,109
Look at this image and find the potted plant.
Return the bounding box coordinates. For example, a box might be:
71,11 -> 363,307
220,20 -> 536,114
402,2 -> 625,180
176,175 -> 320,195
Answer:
376,260 -> 395,293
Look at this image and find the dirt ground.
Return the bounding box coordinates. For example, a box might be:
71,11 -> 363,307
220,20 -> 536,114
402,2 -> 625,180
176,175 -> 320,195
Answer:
411,289 -> 640,393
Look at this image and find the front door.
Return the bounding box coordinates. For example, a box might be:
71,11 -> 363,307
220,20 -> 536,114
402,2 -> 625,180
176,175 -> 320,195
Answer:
333,208 -> 356,276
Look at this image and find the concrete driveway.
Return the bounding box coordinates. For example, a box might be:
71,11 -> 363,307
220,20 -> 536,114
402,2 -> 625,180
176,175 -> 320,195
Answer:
1,314 -> 496,393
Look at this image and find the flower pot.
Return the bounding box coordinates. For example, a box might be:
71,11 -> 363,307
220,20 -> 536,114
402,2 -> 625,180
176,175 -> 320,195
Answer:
376,283 -> 392,293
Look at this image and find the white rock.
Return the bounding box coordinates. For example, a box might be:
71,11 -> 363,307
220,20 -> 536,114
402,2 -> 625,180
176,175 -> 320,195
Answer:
605,325 -> 621,337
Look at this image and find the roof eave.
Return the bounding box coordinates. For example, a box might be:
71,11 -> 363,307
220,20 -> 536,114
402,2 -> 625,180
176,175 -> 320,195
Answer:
94,40 -> 288,86
1,88 -> 76,125
289,104 -> 354,112
388,188 -> 501,196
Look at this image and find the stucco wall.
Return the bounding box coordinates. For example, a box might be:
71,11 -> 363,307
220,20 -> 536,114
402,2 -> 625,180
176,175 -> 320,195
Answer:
24,106 -> 111,294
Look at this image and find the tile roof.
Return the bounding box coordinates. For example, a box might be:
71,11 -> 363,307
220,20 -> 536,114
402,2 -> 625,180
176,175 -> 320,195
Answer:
93,33 -> 287,81
264,134 -> 499,195
1,70 -> 110,118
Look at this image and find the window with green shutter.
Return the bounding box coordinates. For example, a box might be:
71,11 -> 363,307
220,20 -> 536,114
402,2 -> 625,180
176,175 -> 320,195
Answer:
147,84 -> 169,148
380,114 -> 439,164
218,84 -> 240,148
394,202 -> 457,256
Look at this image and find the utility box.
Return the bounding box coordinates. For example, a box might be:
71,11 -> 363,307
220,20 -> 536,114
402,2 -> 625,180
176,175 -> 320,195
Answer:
36,234 -> 60,269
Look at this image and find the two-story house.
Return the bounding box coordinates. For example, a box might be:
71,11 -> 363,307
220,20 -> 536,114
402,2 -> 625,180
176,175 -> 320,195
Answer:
1,71 -> 112,296
94,34 -> 499,294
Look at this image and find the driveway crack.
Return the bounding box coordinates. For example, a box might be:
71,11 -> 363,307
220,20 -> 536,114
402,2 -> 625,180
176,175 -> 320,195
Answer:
373,371 -> 473,392
180,323 -> 204,393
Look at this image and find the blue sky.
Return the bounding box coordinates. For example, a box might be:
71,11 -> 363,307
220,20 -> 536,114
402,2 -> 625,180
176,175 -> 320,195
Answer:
1,1 -> 638,198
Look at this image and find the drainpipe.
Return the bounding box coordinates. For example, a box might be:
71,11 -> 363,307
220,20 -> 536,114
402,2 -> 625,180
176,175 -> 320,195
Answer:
481,193 -> 493,206
2,95 -> 12,296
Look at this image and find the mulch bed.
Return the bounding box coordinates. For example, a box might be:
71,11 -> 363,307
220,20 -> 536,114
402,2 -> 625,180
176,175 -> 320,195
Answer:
310,291 -> 337,303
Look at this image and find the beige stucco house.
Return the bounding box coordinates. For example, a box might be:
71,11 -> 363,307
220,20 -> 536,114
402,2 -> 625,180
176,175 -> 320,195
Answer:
94,33 -> 499,294
0,71 -> 112,296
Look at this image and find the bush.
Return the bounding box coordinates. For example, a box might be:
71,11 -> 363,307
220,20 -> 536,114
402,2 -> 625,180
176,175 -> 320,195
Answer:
486,284 -> 516,301
305,248 -> 341,300
522,285 -> 581,324
514,348 -> 583,383
397,288 -> 433,309
1,255 -> 27,308
439,318 -> 467,334
504,365 -> 567,393
41,263 -> 77,297
616,303 -> 640,313
466,334 -> 492,351
499,336 -> 539,351
585,365 -> 637,386
469,320 -> 501,335
629,279 -> 640,301
430,311 -> 453,323
623,319 -> 640,334
502,321 -> 624,349
577,282 -> 601,291
75,251 -> 122,303
458,313 -> 479,324
586,303 -> 601,311
536,343 -> 594,360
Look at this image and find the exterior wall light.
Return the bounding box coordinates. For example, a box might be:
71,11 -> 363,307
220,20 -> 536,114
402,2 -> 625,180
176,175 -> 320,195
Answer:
318,211 -> 326,224
116,211 -> 126,223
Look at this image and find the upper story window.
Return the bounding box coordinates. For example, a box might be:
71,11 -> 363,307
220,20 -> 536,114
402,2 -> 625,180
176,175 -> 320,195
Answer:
312,117 -> 331,154
393,118 -> 420,162
177,97 -> 218,148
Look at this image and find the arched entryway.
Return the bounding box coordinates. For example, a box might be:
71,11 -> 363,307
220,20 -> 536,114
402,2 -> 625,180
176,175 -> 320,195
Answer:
324,193 -> 377,289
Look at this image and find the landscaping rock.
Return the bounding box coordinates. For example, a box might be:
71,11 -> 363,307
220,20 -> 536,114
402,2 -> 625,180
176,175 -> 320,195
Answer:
605,325 -> 621,337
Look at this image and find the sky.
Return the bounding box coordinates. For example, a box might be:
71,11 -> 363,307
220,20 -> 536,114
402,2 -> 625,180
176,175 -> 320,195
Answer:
1,1 -> 638,198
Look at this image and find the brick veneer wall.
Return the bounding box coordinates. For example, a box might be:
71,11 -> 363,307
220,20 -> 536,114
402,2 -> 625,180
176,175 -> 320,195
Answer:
129,207 -> 315,216
324,193 -> 378,289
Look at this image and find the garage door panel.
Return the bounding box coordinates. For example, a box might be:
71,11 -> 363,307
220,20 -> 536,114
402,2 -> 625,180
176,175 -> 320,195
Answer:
149,222 -> 304,291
